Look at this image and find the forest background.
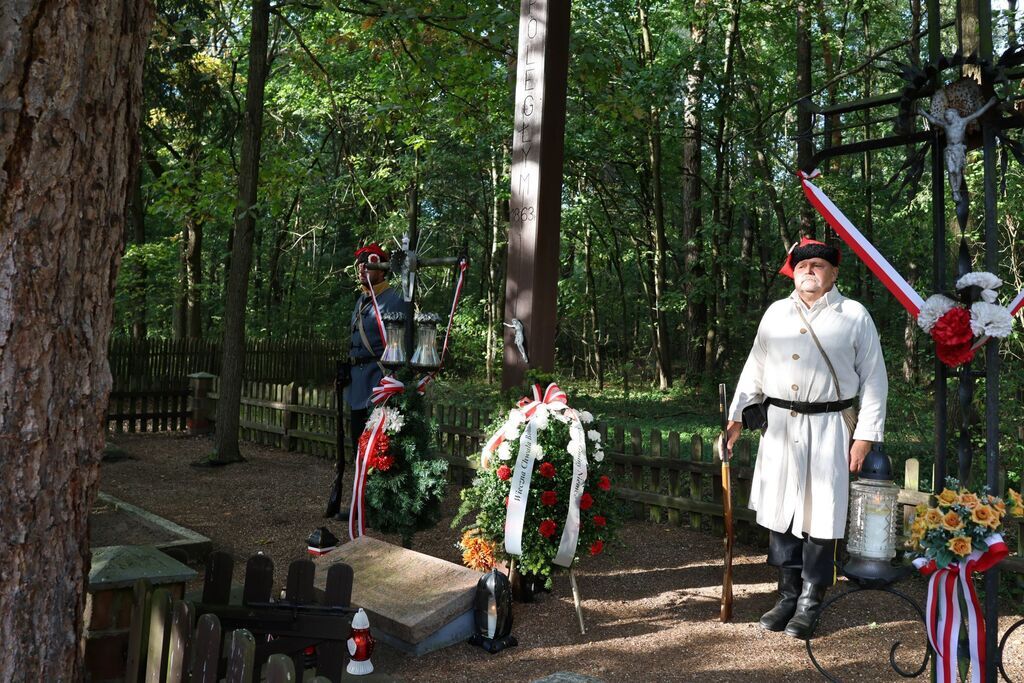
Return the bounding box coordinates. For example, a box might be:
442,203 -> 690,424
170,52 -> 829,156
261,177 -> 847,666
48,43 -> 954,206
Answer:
119,0 -> 1024,488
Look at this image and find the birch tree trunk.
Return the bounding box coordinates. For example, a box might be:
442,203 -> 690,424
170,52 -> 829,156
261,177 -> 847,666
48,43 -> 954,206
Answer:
0,1 -> 152,679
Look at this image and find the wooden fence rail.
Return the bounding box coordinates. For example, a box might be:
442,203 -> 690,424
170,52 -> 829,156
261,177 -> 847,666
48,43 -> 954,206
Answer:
106,377 -> 1022,565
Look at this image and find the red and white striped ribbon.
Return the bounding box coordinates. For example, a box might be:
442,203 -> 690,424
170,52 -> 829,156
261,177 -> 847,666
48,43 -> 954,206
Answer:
913,534 -> 1009,682
799,170 -> 925,317
419,257 -> 470,391
366,280 -> 387,345
348,410 -> 386,541
482,383 -> 568,465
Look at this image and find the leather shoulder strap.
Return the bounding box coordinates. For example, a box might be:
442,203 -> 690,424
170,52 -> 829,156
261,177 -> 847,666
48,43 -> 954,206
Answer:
794,303 -> 843,400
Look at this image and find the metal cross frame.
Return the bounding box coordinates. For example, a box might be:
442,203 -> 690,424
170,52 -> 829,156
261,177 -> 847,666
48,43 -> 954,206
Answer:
798,2 -> 1024,679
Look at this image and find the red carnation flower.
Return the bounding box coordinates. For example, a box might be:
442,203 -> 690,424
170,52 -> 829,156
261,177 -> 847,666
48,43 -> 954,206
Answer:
539,519 -> 557,538
541,490 -> 557,506
580,492 -> 594,510
590,540 -> 604,556
593,515 -> 607,527
359,429 -> 390,459
935,340 -> 976,368
932,307 -> 973,346
372,455 -> 394,472
538,462 -> 556,478
597,475 -> 611,491
497,465 -> 512,481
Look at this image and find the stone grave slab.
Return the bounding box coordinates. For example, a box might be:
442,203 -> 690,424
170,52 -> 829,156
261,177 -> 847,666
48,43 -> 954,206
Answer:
91,492 -> 211,562
313,536 -> 480,656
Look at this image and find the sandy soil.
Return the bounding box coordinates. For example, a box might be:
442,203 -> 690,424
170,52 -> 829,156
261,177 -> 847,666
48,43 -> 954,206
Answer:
98,432 -> 1024,682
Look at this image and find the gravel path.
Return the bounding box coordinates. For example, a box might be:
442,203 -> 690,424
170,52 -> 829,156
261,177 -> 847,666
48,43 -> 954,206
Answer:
99,432 -> 1023,682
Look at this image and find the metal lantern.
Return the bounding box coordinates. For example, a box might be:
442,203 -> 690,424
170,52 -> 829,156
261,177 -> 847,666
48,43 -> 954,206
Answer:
410,312 -> 442,370
379,312 -> 407,368
468,568 -> 517,653
844,444 -> 905,585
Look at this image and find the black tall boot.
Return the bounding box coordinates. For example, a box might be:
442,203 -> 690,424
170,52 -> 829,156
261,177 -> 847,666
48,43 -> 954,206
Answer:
784,581 -> 828,639
759,568 -> 802,631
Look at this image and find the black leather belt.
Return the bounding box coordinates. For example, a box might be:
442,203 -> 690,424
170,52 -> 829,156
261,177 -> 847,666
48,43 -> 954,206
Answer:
766,397 -> 854,414
349,356 -> 378,367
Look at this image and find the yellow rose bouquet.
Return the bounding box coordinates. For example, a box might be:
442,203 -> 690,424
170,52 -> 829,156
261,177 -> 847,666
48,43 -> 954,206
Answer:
906,478 -> 1020,682
907,477 -> 1021,569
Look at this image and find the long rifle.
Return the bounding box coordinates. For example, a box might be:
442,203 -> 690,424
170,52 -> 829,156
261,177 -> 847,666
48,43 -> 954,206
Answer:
719,383 -> 734,622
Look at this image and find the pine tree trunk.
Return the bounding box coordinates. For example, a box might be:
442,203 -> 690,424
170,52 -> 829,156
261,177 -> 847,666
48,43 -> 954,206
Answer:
0,1 -> 152,679
639,3 -> 672,390
681,0 -> 708,378
213,0 -> 270,463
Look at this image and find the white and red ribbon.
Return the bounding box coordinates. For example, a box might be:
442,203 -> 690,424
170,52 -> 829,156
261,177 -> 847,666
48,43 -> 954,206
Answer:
799,170 -> 925,317
912,534 -> 1009,683
348,376 -> 423,540
483,383 -> 589,567
418,257 -> 470,392
366,280 -> 387,344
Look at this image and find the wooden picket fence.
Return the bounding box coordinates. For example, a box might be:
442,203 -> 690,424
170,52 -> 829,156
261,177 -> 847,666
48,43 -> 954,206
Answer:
127,550 -> 353,682
105,376 -> 1022,566
108,337 -> 344,389
107,385 -> 191,433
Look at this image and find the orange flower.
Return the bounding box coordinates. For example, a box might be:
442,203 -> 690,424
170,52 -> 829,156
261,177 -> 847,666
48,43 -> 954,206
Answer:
460,530 -> 497,572
924,508 -> 944,528
1009,489 -> 1024,517
971,504 -> 998,529
947,535 -> 973,557
941,510 -> 965,532
958,492 -> 980,509
936,488 -> 959,507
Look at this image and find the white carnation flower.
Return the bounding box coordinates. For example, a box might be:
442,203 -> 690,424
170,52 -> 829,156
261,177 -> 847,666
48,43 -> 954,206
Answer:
507,409 -> 525,428
532,410 -> 550,431
593,449 -> 605,462
530,442 -> 543,459
981,289 -> 998,303
956,271 -> 1002,292
497,442 -> 512,461
386,410 -> 405,433
568,439 -> 586,459
917,294 -> 957,333
971,301 -> 1014,338
579,410 -> 594,424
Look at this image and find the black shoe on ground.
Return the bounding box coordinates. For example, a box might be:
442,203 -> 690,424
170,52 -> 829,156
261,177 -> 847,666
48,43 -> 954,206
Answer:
784,581 -> 828,639
758,567 -> 803,631
333,509 -> 350,522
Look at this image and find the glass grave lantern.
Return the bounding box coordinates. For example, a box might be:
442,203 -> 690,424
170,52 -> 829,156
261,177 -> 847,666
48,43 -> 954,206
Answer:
468,568 -> 517,653
379,311 -> 407,369
410,312 -> 442,370
844,444 -> 906,585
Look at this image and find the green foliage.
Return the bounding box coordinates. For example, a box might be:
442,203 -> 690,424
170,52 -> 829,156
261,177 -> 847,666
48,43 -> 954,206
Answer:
362,370 -> 448,544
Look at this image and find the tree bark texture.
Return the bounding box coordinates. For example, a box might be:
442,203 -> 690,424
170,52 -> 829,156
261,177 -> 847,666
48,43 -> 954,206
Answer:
796,0 -> 815,235
681,0 -> 708,379
0,1 -> 152,680
213,0 -> 270,462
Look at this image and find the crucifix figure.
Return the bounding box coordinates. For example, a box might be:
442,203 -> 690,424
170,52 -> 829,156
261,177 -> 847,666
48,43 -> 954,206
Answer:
919,96 -> 998,203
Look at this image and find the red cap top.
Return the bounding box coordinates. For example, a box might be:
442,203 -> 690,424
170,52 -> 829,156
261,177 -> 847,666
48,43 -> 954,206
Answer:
354,243 -> 388,264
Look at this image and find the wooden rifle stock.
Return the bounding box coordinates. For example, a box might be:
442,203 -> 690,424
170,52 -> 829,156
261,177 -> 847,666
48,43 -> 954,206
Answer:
719,383 -> 734,622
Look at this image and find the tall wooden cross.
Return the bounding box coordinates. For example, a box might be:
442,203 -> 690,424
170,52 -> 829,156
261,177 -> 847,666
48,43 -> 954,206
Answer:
502,0 -> 571,390
800,2 -> 1024,676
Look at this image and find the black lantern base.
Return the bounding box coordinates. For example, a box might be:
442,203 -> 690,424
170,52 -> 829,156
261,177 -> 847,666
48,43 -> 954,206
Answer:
840,557 -> 913,589
468,633 -> 518,654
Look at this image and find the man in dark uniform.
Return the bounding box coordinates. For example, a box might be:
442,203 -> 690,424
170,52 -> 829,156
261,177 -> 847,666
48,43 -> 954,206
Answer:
324,243 -> 410,520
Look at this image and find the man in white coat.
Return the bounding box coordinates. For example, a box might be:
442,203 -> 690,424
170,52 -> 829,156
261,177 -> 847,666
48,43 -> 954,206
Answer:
722,237 -> 888,638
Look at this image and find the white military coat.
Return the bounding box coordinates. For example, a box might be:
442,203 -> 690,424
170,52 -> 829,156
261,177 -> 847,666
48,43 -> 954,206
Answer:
728,288 -> 887,540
